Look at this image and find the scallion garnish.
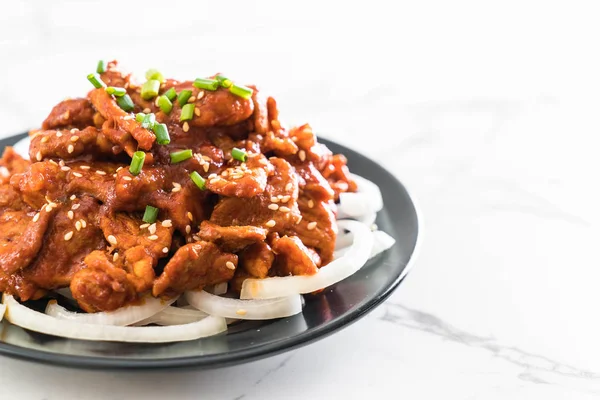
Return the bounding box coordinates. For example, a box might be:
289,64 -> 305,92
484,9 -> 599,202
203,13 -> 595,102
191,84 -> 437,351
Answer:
129,151 -> 145,175
170,149 -> 193,164
135,113 -> 145,122
141,113 -> 156,129
231,147 -> 247,162
190,171 -> 206,190
153,123 -> 170,145
141,79 -> 160,100
145,69 -> 165,83
177,90 -> 193,106
229,84 -> 253,100
106,86 -> 126,97
87,73 -> 106,89
180,104 -> 195,121
97,60 -> 106,74
164,87 -> 177,102
157,95 -> 173,114
142,205 -> 159,223
216,75 -> 232,88
116,94 -> 135,112
193,78 -> 219,91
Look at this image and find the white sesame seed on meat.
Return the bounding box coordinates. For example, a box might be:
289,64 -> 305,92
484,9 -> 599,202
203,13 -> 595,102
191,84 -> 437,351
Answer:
148,223 -> 157,234
281,195 -> 290,203
185,225 -> 191,234
107,235 -> 117,245
64,231 -> 74,241
268,204 -> 279,211
183,122 -> 190,132
265,220 -> 276,228
71,204 -> 80,210
61,166 -> 70,171
307,221 -> 317,230
75,221 -> 82,231
67,211 -> 74,220
70,194 -> 76,200
308,199 -> 314,208
285,183 -> 293,191
161,220 -> 172,228
147,235 -> 158,241
187,211 -> 193,221
72,172 -> 83,177
298,150 -> 306,161
67,144 -> 74,154
41,136 -> 48,143
70,136 -> 79,142
56,131 -> 63,137
139,223 -> 150,229
113,253 -> 119,262
203,163 -> 210,172
33,213 -> 40,222
279,206 -> 290,213
226,261 -> 235,270
162,247 -> 169,254
81,219 -> 87,228
80,165 -> 90,170
270,197 -> 279,203
35,151 -> 42,161
96,170 -> 106,175
123,176 -> 132,181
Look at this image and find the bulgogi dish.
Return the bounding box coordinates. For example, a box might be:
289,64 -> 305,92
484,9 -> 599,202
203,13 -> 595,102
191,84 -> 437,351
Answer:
0,61 -> 392,342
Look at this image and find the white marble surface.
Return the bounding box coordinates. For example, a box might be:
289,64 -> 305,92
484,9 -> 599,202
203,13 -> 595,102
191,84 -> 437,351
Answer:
2,1 -> 600,399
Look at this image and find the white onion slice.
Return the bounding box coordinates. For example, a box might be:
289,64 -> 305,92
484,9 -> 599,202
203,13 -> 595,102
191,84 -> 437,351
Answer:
350,173 -> 383,212
338,192 -> 375,218
3,294 -> 226,343
45,296 -> 177,326
12,137 -> 30,160
0,303 -> 5,321
135,306 -> 207,326
370,230 -> 396,258
185,290 -> 302,320
240,219 -> 373,299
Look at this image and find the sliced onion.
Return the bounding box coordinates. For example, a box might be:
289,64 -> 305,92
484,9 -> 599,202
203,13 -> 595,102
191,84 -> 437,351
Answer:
0,303 -> 5,321
3,294 -> 226,343
212,282 -> 228,296
185,290 -> 302,320
240,219 -> 373,299
350,173 -> 383,212
135,306 -> 208,326
370,230 -> 396,258
45,296 -> 177,326
338,192 -> 375,218
12,137 -> 30,160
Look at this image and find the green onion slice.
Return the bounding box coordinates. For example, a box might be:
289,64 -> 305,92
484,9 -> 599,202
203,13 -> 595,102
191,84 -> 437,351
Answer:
96,60 -> 107,74
129,151 -> 145,175
231,147 -> 247,162
135,113 -> 145,122
145,69 -> 165,83
153,123 -> 170,145
193,78 -> 219,91
87,73 -> 106,89
157,95 -> 173,114
142,205 -> 159,223
180,104 -> 195,121
170,149 -> 193,164
216,75 -> 233,88
116,94 -> 135,112
141,113 -> 156,129
141,79 -> 160,100
106,86 -> 126,97
229,84 -> 253,99
177,90 -> 193,106
164,87 -> 177,102
190,171 -> 206,190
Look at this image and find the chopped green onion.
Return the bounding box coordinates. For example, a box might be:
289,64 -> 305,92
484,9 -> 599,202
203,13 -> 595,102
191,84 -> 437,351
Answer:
229,84 -> 253,100
231,147 -> 247,162
177,90 -> 193,106
116,94 -> 135,112
141,79 -> 160,100
145,69 -> 165,83
142,205 -> 159,223
96,60 -> 107,74
164,87 -> 177,102
87,73 -> 106,89
193,78 -> 219,91
190,171 -> 206,190
180,104 -> 195,121
170,149 -> 193,164
157,95 -> 173,114
215,75 -> 233,88
135,113 -> 145,122
129,151 -> 145,175
153,123 -> 170,145
105,86 -> 127,97
141,113 -> 156,129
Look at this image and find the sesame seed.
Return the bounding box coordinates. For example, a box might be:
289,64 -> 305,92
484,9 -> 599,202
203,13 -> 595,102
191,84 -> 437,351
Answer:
162,247 -> 169,254
81,219 -> 87,228
222,170 -> 229,177
56,131 -> 63,137
70,136 -> 79,142
188,96 -> 196,102
148,223 -> 157,234
123,176 -> 132,181
197,91 -> 205,99
194,108 -> 201,116
172,187 -> 181,193
116,167 -> 123,172
236,309 -> 247,316
208,173 -> 217,179
139,223 -> 150,229
187,212 -> 193,221
209,178 -> 219,184
173,182 -> 181,188
72,172 -> 83,178
203,163 -> 210,172
41,136 -> 48,143
70,195 -> 76,200
285,183 -> 293,191
35,151 -> 42,161
161,220 -> 172,228
296,215 -> 303,224
75,221 -> 82,231
32,213 -> 40,222
308,200 -> 314,208
67,210 -> 74,220
96,170 -> 106,175
192,235 -> 200,241
70,128 -> 78,134
270,196 -> 279,203
107,235 -> 117,245
80,165 -> 90,170
279,206 -> 290,213
45,205 -> 52,212
61,166 -> 70,172
49,160 -> 58,166
67,144 -> 74,154
265,220 -> 276,228
71,204 -> 80,210
226,261 -> 235,270
183,122 -> 189,132
281,195 -> 290,203
185,225 -> 191,234
307,221 -> 317,230
298,150 -> 306,161
143,108 -> 151,113
113,253 -> 119,262
64,231 -> 74,241
147,235 -> 158,241
59,160 -> 65,167
268,204 -> 279,210
202,155 -> 211,161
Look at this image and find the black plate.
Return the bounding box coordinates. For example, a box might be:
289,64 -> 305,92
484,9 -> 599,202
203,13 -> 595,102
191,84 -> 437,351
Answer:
0,133 -> 420,370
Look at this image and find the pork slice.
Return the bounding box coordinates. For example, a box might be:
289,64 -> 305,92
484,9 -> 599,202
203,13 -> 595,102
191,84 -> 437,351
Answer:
197,220 -> 267,252
42,98 -> 95,130
272,235 -> 318,276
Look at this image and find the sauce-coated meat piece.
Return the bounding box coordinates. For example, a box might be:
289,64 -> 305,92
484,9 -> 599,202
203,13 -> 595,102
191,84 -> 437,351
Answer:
42,98 -> 95,130
272,235 -> 319,276
198,220 -> 268,252
239,241 -> 274,278
29,127 -> 115,161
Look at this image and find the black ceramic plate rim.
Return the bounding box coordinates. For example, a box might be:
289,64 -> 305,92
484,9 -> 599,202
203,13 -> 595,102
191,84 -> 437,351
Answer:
0,133 -> 422,370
